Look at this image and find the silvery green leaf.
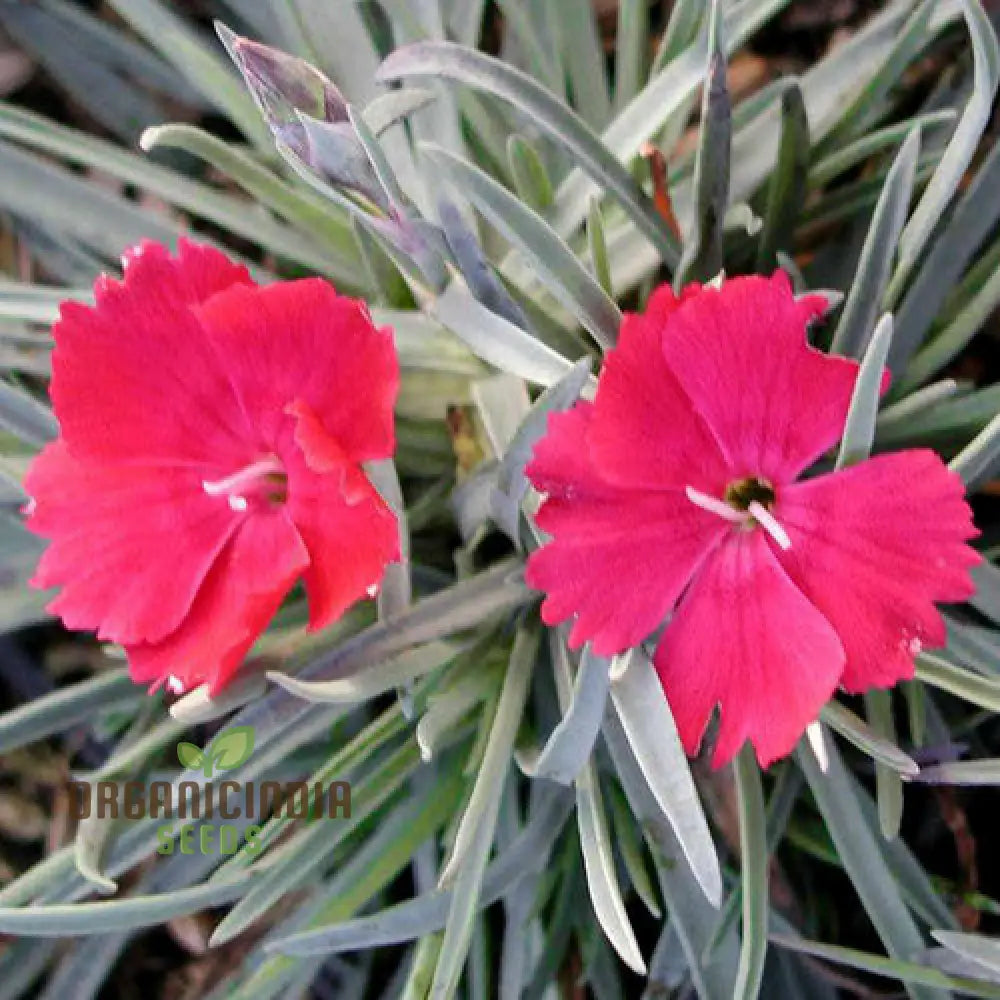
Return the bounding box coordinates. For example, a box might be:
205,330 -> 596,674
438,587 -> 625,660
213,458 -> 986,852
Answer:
836,314 -> 893,469
0,668 -> 139,756
756,81 -> 809,270
614,0 -> 649,113
676,4 -> 729,287
432,282 -> 575,386
949,412 -> 1000,490
438,197 -> 527,327
831,132 -> 918,360
471,374 -> 531,457
902,261 -> 1000,394
364,87 -> 436,135
492,358 -> 591,544
439,624 -> 538,888
915,759 -> 1000,785
295,112 -> 389,210
506,134 -> 554,213
576,756 -> 646,974
797,741 -> 950,1000
733,746 -> 768,1000
609,649 -> 722,907
377,43 -> 679,263
555,0 -> 611,129
819,701 -> 919,777
888,0 -> 1000,306
268,641 -> 459,704
809,111 -> 955,187
101,4 -> 265,144
916,652 -> 1000,713
0,874 -> 256,936
772,935 -> 1000,997
0,380 -> 56,447
424,143 -> 621,349
520,640 -> 609,785
865,689 -> 905,840
417,667 -> 500,762
267,786 -> 573,956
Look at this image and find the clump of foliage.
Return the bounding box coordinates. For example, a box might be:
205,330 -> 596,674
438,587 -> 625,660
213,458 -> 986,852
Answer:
2,2 -> 1000,999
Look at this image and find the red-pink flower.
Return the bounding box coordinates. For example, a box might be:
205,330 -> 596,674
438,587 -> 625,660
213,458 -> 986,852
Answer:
526,273 -> 979,768
25,240 -> 400,695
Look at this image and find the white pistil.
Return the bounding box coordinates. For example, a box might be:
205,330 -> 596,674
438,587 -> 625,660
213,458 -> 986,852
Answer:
228,495 -> 248,512
166,675 -> 185,695
748,501 -> 792,551
202,457 -> 283,498
685,486 -> 746,523
806,720 -> 829,772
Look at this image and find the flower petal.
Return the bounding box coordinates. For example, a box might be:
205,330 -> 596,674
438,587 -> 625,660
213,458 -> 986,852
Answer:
283,405 -> 399,631
196,279 -> 398,462
587,293 -> 730,493
773,450 -> 980,692
25,440 -> 240,645
658,272 -> 863,483
50,240 -> 254,467
654,530 -> 845,768
126,509 -> 309,694
526,403 -> 726,655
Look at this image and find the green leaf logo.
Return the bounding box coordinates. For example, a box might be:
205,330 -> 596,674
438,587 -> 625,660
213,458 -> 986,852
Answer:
176,742 -> 205,770
206,726 -> 255,777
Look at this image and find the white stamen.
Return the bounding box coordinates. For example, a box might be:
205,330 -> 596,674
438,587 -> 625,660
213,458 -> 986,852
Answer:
748,501 -> 792,551
365,582 -> 379,598
166,674 -> 185,695
228,495 -> 248,512
806,720 -> 829,772
685,486 -> 746,523
202,457 -> 283,497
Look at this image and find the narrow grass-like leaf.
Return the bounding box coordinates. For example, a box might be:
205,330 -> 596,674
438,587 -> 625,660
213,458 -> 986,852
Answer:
935,932 -> 1000,976
506,135 -> 554,213
876,379 -> 962,430
614,0 -> 648,112
492,358 -> 590,544
888,0 -> 1000,307
901,264 -> 1000,394
916,652 -> 1000,713
797,740 -> 948,1000
756,82 -> 809,271
0,668 -> 139,755
210,742 -> 420,946
587,199 -> 613,298
430,627 -> 537,997
0,875 -> 256,936
676,6 -> 730,287
576,757 -> 646,974
104,1 -> 265,143
865,688 -> 905,840
377,43 -> 680,263
267,786 -> 573,956
836,314 -> 893,468
609,649 -> 722,906
437,196 -> 526,327
810,111 -> 954,188
520,643 -> 609,785
891,131 -> 1000,374
439,624 -> 538,887
556,0 -> 611,129
605,780 -> 661,919
432,283 -> 574,386
831,132 -> 918,360
603,708 -> 739,998
819,701 -> 919,777
268,641 -> 458,704
916,759 -> 1000,785
365,87 -> 436,134
0,380 -> 56,447
733,745 -> 768,1000
425,144 -> 621,348
827,0 -> 936,143
772,935 -> 1000,999
949,412 -> 1000,491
